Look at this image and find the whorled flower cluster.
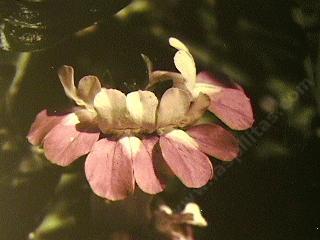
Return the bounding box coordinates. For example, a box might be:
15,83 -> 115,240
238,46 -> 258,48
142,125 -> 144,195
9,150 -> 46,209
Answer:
27,38 -> 254,201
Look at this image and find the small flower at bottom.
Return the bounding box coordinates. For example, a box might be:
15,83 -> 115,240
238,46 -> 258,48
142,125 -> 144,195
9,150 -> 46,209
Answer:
154,202 -> 207,240
27,38 -> 252,201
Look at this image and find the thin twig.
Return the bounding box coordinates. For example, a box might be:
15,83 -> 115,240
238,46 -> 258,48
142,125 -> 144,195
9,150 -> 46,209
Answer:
5,52 -> 32,114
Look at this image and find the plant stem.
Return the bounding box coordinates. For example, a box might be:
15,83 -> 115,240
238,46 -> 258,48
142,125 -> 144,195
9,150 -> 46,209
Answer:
5,52 -> 32,114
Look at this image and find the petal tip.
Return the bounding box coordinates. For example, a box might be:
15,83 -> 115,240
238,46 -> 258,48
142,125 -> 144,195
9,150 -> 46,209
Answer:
169,37 -> 189,52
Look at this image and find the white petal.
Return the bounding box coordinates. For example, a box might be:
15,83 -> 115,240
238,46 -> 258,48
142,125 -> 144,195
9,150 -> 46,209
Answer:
193,82 -> 221,98
169,37 -> 190,52
94,88 -> 133,132
169,38 -> 197,93
77,75 -> 101,104
174,50 -> 197,92
157,88 -> 190,129
182,203 -> 208,227
58,65 -> 84,105
126,90 -> 158,131
119,136 -> 142,157
159,204 -> 173,215
181,93 -> 210,126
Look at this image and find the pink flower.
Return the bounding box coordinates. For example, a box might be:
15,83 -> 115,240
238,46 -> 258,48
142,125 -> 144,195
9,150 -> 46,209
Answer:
27,38 -> 253,201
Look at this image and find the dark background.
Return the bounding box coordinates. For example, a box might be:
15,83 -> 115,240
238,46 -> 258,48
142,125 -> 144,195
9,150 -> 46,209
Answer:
0,0 -> 319,239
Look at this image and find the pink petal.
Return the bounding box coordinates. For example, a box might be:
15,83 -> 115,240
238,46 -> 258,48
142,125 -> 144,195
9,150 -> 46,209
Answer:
208,88 -> 254,130
187,124 -> 239,161
27,110 -> 67,145
85,138 -> 135,201
144,137 -> 175,181
159,130 -> 213,188
43,118 -> 100,166
133,136 -> 165,194
196,71 -> 254,130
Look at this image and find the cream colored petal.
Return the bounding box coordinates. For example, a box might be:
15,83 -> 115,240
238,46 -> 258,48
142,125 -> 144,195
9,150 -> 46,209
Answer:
74,109 -> 97,124
126,91 -> 143,125
94,88 -> 132,132
77,75 -> 101,104
159,204 -> 173,215
58,66 -> 78,99
58,65 -> 85,106
169,37 -> 190,52
61,113 -> 80,126
119,136 -> 142,157
169,38 -> 197,93
174,50 -> 196,92
147,70 -> 185,89
182,203 -> 208,227
180,93 -> 210,127
193,82 -> 222,98
126,90 -> 158,131
157,88 -> 190,129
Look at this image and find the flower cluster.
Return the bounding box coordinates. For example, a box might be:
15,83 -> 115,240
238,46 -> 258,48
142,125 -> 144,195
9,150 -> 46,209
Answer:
27,38 -> 254,201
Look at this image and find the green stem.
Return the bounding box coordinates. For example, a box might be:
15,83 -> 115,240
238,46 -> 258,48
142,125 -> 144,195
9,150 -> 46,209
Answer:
5,52 -> 32,114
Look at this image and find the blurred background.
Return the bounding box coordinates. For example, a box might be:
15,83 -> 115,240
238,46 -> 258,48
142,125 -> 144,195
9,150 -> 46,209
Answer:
0,0 -> 319,239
